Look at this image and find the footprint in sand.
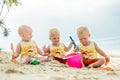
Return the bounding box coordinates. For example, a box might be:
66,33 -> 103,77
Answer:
5,69 -> 24,74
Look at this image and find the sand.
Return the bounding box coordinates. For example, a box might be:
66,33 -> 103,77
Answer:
0,51 -> 120,80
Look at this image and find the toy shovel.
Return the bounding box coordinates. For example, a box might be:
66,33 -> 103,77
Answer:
11,43 -> 16,63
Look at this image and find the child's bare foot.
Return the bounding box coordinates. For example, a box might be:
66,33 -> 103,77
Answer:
88,64 -> 94,68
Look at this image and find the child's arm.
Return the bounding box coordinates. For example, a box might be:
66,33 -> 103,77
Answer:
94,42 -> 110,64
81,54 -> 85,68
36,45 -> 48,56
36,45 -> 43,55
42,45 -> 50,53
73,45 -> 79,52
12,43 -> 21,59
64,42 -> 73,52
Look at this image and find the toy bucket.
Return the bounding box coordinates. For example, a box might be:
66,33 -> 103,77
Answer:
65,53 -> 82,68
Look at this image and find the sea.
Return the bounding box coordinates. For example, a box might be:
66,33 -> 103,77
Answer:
94,36 -> 120,55
0,36 -> 120,55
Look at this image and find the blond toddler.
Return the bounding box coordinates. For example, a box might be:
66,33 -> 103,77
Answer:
73,26 -> 110,68
12,25 -> 47,64
43,28 -> 73,64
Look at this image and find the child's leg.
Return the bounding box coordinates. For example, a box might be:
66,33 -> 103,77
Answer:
88,57 -> 105,68
20,55 -> 31,64
54,57 -> 67,64
36,57 -> 48,62
47,56 -> 54,61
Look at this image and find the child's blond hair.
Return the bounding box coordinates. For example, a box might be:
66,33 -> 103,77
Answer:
77,26 -> 90,36
49,28 -> 60,39
18,25 -> 32,37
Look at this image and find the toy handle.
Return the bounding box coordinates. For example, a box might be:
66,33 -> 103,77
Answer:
64,53 -> 79,59
69,36 -> 77,49
11,43 -> 16,63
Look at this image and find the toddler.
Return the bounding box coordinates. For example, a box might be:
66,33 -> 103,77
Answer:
73,26 -> 110,68
43,28 -> 73,64
12,25 -> 47,64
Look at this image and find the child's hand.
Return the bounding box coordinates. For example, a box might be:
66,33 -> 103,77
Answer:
42,45 -> 47,53
88,64 -> 94,68
81,62 -> 85,68
12,53 -> 18,59
105,56 -> 110,65
69,50 -> 77,54
12,54 -> 17,63
12,54 -> 16,59
42,52 -> 49,56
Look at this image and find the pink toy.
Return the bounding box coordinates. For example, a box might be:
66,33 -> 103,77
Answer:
65,52 -> 82,68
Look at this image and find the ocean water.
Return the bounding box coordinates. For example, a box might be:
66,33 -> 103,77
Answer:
0,36 -> 120,55
94,36 -> 120,55
73,36 -> 120,55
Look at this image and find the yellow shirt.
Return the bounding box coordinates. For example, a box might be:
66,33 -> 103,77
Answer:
79,41 -> 98,59
20,40 -> 38,58
50,43 -> 65,58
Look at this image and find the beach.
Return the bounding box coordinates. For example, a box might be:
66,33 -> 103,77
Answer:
0,51 -> 120,80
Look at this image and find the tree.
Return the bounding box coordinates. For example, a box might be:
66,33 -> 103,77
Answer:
0,0 -> 21,37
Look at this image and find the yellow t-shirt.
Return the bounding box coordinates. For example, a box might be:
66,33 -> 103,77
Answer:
50,43 -> 65,58
20,40 -> 38,58
79,41 -> 98,59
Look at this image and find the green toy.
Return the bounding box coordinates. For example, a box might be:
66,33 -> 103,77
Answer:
30,58 -> 39,65
31,60 -> 39,65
